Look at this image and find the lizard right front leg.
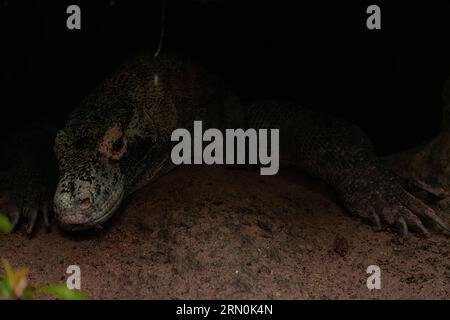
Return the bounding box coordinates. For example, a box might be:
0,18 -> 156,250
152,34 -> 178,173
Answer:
0,123 -> 57,234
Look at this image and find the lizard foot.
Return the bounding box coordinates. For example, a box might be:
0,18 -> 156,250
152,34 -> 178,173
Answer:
0,123 -> 57,235
0,176 -> 54,235
341,169 -> 450,237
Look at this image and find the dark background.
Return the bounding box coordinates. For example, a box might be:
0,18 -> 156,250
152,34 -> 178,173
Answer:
1,0 -> 449,155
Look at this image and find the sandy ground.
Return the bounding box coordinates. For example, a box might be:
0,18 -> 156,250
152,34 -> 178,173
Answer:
2,164 -> 450,300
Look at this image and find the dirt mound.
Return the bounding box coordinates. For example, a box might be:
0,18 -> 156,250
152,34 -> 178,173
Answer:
2,165 -> 450,299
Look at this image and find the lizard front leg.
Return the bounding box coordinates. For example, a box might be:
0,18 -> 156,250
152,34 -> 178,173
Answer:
0,123 -> 57,234
337,160 -> 449,237
246,101 -> 450,237
302,126 -> 450,237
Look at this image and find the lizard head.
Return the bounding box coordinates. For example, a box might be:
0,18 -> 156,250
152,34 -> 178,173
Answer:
53,122 -> 129,231
52,69 -> 175,231
52,54 -> 203,231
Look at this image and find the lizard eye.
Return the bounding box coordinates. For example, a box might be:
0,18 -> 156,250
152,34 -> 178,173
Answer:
112,136 -> 125,153
108,133 -> 128,160
99,124 -> 128,161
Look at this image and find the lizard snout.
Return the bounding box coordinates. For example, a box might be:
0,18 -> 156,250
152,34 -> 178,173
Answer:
53,164 -> 125,231
53,187 -> 95,229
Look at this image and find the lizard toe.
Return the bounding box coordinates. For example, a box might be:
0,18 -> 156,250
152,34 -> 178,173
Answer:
42,201 -> 52,228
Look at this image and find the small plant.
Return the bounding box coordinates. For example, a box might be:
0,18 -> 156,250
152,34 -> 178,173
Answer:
0,213 -> 86,300
0,214 -> 12,234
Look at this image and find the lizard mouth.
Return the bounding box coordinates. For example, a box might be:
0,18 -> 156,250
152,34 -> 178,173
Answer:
56,188 -> 125,232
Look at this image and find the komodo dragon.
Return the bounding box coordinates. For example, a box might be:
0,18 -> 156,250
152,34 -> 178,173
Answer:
1,52 -> 450,236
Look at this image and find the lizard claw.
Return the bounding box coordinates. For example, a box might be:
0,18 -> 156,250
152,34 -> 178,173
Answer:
8,207 -> 22,231
0,182 -> 54,235
2,198 -> 53,235
23,206 -> 39,235
0,122 -> 57,235
396,216 -> 408,237
369,207 -> 382,230
42,201 -> 51,228
342,168 -> 447,237
409,178 -> 450,199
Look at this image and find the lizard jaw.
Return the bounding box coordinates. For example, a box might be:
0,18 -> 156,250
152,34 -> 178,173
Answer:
56,190 -> 125,231
53,172 -> 126,232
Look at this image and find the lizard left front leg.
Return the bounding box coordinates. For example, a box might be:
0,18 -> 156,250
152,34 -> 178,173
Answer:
286,107 -> 450,237
306,124 -> 450,236
337,161 -> 450,237
246,100 -> 449,237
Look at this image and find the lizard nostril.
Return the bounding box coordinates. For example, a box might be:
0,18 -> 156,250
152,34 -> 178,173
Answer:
80,197 -> 92,210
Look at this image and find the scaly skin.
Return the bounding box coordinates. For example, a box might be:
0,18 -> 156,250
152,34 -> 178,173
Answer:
53,52 -> 243,230
247,101 -> 450,236
0,122 -> 57,234
4,52 -> 450,236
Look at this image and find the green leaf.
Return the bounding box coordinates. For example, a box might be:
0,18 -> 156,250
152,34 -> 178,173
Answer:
0,277 -> 13,300
20,287 -> 36,300
0,214 -> 12,234
36,284 -> 86,300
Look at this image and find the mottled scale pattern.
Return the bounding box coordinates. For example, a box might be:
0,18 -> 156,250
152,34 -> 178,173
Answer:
49,53 -> 450,234
245,100 -> 445,235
